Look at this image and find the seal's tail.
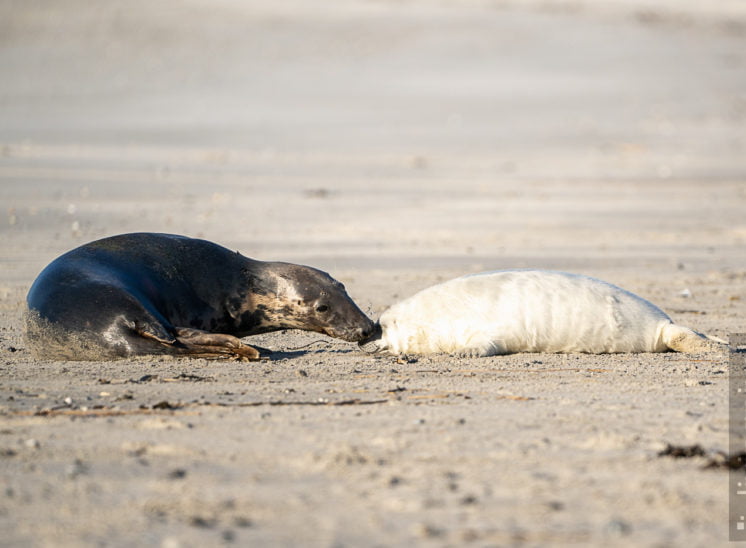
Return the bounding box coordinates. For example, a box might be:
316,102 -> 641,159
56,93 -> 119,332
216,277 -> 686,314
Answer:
661,324 -> 727,353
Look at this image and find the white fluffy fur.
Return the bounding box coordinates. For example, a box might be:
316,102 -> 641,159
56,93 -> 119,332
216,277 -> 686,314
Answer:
372,270 -> 717,355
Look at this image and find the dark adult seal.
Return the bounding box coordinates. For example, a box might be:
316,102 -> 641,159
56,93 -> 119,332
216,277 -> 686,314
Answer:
25,233 -> 375,361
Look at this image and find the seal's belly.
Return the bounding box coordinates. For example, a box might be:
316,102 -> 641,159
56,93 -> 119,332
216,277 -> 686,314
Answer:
378,270 -> 672,355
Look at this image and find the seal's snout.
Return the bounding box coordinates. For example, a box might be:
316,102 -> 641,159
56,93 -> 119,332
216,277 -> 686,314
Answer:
323,317 -> 377,343
341,319 -> 377,343
359,320 -> 378,341
358,322 -> 383,353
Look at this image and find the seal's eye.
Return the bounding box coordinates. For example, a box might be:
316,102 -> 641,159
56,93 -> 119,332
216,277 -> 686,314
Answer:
316,305 -> 329,313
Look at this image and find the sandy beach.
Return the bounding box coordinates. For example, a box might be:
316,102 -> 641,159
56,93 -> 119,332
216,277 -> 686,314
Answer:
1,1 -> 745,546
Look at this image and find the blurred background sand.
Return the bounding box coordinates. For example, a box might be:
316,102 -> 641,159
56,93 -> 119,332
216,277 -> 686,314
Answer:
2,0 -> 745,273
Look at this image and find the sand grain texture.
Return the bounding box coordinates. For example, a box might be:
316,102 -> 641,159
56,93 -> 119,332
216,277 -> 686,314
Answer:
1,1 -> 745,546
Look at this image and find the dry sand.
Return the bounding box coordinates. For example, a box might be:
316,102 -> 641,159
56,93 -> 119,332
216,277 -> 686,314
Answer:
1,1 -> 745,546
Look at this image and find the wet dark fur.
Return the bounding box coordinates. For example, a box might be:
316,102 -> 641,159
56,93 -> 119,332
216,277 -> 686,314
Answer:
26,233 -> 374,360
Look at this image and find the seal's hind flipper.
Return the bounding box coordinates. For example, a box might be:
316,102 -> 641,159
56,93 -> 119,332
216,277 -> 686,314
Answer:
661,324 -> 725,353
172,327 -> 261,361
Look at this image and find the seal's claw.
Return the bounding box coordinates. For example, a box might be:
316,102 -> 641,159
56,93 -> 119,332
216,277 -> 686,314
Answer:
233,343 -> 261,361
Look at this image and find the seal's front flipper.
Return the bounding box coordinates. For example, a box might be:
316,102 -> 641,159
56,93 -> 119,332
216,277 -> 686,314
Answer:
172,327 -> 261,361
134,321 -> 177,345
661,324 -> 725,353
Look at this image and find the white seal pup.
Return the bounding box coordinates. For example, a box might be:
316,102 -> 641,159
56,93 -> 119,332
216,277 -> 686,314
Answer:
360,270 -> 722,356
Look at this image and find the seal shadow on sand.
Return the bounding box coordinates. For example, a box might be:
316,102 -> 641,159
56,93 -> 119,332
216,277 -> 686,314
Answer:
258,344 -> 365,361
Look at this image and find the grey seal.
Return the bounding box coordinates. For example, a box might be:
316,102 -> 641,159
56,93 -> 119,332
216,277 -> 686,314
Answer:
26,233 -> 375,361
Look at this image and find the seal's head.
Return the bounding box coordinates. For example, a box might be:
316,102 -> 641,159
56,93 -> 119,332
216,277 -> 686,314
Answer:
239,262 -> 376,343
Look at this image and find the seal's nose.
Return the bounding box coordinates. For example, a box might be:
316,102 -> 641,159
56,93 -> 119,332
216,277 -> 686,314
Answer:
358,322 -> 382,346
